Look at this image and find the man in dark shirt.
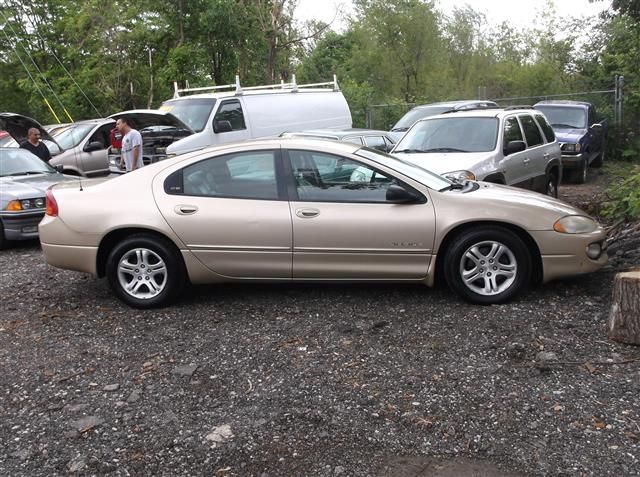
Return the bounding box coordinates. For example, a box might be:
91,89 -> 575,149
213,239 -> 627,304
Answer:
20,127 -> 51,162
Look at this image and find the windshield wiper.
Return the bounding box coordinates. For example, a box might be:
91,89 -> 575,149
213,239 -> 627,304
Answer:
393,148 -> 429,153
5,171 -> 46,176
422,147 -> 469,153
551,123 -> 579,129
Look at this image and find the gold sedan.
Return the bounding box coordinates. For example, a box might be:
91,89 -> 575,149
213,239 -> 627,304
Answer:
39,138 -> 608,308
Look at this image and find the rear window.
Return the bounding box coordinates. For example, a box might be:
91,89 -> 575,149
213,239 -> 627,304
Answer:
534,114 -> 555,142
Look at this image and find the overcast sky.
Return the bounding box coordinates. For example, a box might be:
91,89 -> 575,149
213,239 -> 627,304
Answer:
295,0 -> 612,31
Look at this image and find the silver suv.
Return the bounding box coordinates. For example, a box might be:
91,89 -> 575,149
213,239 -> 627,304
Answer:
392,107 -> 562,197
389,100 -> 498,141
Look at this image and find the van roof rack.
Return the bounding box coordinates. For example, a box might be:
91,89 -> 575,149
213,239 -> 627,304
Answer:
172,74 -> 341,99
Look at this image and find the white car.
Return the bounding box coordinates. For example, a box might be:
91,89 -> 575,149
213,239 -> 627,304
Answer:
391,107 -> 562,197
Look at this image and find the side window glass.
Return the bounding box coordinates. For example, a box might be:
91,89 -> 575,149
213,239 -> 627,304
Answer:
288,150 -> 399,203
503,117 -> 523,147
534,114 -> 555,142
89,126 -> 110,149
214,100 -> 246,131
364,136 -> 387,151
519,115 -> 544,147
178,150 -> 278,200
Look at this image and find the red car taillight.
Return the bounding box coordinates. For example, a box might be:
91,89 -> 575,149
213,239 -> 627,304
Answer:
45,187 -> 58,216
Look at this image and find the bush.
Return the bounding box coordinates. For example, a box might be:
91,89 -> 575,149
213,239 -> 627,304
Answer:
602,165 -> 640,221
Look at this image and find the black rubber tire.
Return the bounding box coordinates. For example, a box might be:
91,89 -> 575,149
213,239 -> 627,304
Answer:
0,221 -> 6,250
443,226 -> 532,305
545,171 -> 559,198
591,148 -> 604,168
106,234 -> 185,308
571,158 -> 588,184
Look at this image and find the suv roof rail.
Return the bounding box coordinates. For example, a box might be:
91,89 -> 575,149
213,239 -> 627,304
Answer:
441,106 -> 502,114
504,105 -> 535,111
172,74 -> 341,99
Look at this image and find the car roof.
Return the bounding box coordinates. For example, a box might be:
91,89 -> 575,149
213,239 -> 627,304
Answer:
285,128 -> 392,138
415,108 -> 538,120
534,100 -> 591,108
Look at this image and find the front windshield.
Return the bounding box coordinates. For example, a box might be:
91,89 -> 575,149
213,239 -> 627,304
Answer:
52,124 -> 95,149
395,117 -> 498,153
160,98 -> 216,132
534,106 -> 587,129
0,148 -> 55,176
355,147 -> 451,191
392,106 -> 451,130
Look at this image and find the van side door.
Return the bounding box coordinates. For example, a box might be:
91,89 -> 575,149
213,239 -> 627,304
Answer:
211,99 -> 251,144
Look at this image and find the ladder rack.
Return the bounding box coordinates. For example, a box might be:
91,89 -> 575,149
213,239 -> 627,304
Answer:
172,74 -> 340,98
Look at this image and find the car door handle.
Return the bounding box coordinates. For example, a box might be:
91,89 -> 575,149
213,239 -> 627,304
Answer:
174,205 -> 198,215
523,157 -> 530,164
543,152 -> 550,158
296,208 -> 320,218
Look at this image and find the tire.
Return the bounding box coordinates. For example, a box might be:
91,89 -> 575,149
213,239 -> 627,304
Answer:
106,234 -> 185,308
0,221 -> 6,250
591,148 -> 605,168
443,226 -> 532,305
544,171 -> 558,198
571,158 -> 588,184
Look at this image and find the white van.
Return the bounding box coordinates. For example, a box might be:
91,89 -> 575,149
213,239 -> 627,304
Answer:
155,75 -> 352,157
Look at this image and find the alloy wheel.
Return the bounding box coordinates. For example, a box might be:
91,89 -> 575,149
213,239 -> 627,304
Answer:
458,240 -> 517,296
117,247 -> 168,299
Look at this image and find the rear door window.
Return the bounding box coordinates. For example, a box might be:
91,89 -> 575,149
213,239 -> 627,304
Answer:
363,136 -> 387,151
519,114 -> 544,148
534,114 -> 555,142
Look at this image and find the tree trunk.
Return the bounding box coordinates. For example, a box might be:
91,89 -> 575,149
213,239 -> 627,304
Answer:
608,270 -> 640,345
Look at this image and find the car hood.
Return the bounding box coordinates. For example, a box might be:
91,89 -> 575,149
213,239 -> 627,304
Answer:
0,173 -> 76,199
108,110 -> 193,132
0,112 -> 61,146
394,151 -> 494,176
553,129 -> 586,142
432,180 -> 594,231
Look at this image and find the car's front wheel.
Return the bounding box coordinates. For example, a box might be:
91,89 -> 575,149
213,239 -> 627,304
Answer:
443,227 -> 532,304
106,234 -> 185,308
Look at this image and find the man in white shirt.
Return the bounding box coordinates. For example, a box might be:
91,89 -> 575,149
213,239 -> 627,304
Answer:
116,117 -> 143,172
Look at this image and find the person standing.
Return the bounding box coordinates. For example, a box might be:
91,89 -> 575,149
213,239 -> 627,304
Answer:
116,117 -> 143,172
20,127 -> 52,162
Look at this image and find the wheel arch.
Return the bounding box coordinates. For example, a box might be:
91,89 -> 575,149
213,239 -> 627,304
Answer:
434,221 -> 543,287
482,172 -> 506,184
545,158 -> 562,183
96,227 -> 184,278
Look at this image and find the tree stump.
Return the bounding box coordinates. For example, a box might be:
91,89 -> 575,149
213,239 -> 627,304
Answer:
608,270 -> 640,345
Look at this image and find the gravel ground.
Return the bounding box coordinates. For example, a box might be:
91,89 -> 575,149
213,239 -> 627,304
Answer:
1,173 -> 639,477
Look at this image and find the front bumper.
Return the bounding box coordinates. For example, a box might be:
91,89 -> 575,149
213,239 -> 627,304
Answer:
0,210 -> 45,241
530,229 -> 608,283
560,153 -> 584,169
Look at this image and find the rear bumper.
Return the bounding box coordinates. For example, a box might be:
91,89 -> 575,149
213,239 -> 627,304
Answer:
0,211 -> 44,241
40,242 -> 99,276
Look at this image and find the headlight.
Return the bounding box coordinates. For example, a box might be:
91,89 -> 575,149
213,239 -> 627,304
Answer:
5,198 -> 46,211
561,143 -> 581,153
553,215 -> 598,234
442,170 -> 476,182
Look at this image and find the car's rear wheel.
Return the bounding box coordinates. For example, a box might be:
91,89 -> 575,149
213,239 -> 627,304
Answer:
106,234 -> 185,308
0,221 -> 6,250
545,171 -> 558,198
443,227 -> 531,304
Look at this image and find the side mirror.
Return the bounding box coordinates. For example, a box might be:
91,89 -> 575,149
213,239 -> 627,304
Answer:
591,123 -> 603,131
84,141 -> 104,152
213,120 -> 232,133
54,164 -> 64,173
386,184 -> 421,203
504,140 -> 526,156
